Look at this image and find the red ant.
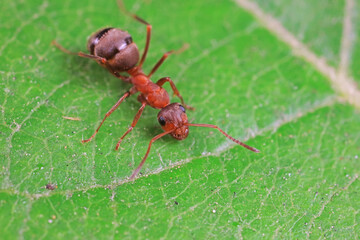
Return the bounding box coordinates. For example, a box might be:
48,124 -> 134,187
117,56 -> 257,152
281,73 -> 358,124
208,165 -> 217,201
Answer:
53,0 -> 259,180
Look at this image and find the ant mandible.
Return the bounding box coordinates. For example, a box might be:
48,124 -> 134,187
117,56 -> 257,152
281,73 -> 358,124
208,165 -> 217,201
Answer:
53,0 -> 259,180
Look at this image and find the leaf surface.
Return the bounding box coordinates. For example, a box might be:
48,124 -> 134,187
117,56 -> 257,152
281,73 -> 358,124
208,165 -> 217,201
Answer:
1,0 -> 359,238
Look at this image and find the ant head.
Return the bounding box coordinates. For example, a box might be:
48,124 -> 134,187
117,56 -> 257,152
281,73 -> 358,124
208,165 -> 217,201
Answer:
87,28 -> 139,71
157,103 -> 189,140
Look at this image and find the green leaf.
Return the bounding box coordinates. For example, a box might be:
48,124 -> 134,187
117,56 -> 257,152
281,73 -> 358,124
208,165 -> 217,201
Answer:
1,0 -> 359,238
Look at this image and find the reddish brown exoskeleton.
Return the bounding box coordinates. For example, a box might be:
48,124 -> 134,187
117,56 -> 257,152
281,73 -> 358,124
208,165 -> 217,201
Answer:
53,0 -> 259,180
132,103 -> 260,179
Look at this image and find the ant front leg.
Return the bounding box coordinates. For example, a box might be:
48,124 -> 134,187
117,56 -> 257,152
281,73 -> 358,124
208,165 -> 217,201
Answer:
115,102 -> 147,150
82,87 -> 137,143
52,40 -> 130,82
156,77 -> 194,110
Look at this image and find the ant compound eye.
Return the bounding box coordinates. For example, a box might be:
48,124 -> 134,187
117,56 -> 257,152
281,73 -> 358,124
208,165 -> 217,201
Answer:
158,116 -> 166,126
179,105 -> 186,113
124,36 -> 133,45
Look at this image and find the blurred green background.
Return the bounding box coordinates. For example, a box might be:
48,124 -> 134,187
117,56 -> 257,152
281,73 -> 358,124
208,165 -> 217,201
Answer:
1,0 -> 359,238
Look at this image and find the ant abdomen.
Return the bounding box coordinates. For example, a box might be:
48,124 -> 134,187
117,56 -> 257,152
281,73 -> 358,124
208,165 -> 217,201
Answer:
87,28 -> 139,71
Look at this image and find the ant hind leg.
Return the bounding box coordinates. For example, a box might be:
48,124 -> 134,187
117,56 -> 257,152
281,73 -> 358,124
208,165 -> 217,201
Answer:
52,40 -> 130,81
52,40 -> 102,60
117,0 -> 152,67
115,102 -> 147,150
82,87 -> 137,143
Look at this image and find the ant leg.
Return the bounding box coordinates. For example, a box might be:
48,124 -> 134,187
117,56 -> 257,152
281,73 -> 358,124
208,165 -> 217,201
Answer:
117,0 -> 151,67
52,40 -> 130,81
156,77 -> 195,110
82,87 -> 137,143
148,44 -> 189,78
81,52 -> 131,81
109,71 -> 132,83
130,130 -> 173,180
52,40 -> 103,60
115,102 -> 147,150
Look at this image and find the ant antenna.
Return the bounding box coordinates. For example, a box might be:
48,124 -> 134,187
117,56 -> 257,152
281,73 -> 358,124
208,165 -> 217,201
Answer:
186,123 -> 260,152
130,123 -> 259,180
130,130 -> 173,180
